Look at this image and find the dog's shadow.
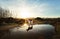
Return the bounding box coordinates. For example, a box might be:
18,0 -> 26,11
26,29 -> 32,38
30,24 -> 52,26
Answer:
26,27 -> 33,32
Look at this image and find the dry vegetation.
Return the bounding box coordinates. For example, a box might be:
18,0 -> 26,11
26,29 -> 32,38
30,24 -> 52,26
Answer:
0,6 -> 60,39
0,17 -> 60,39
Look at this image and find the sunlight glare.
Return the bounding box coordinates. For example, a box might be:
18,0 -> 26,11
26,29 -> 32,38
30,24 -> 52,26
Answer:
17,6 -> 32,18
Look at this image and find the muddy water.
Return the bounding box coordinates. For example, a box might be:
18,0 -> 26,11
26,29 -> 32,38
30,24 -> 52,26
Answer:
0,24 -> 55,39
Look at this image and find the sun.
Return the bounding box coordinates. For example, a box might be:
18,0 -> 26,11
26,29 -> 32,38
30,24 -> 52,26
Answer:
20,12 -> 30,18
16,6 -> 32,18
20,7 -> 31,18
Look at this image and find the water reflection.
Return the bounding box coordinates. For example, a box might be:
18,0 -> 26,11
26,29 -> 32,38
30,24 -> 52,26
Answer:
10,23 -> 28,33
0,24 -> 55,39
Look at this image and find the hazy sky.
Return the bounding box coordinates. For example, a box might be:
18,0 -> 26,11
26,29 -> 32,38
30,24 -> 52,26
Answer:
0,0 -> 60,18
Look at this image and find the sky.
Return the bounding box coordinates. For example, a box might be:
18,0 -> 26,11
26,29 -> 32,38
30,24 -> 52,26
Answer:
0,0 -> 60,18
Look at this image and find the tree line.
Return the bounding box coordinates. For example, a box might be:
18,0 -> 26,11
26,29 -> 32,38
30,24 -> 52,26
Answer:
0,7 -> 12,18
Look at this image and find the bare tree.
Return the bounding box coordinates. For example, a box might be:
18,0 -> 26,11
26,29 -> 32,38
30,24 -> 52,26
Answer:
0,7 -> 11,18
